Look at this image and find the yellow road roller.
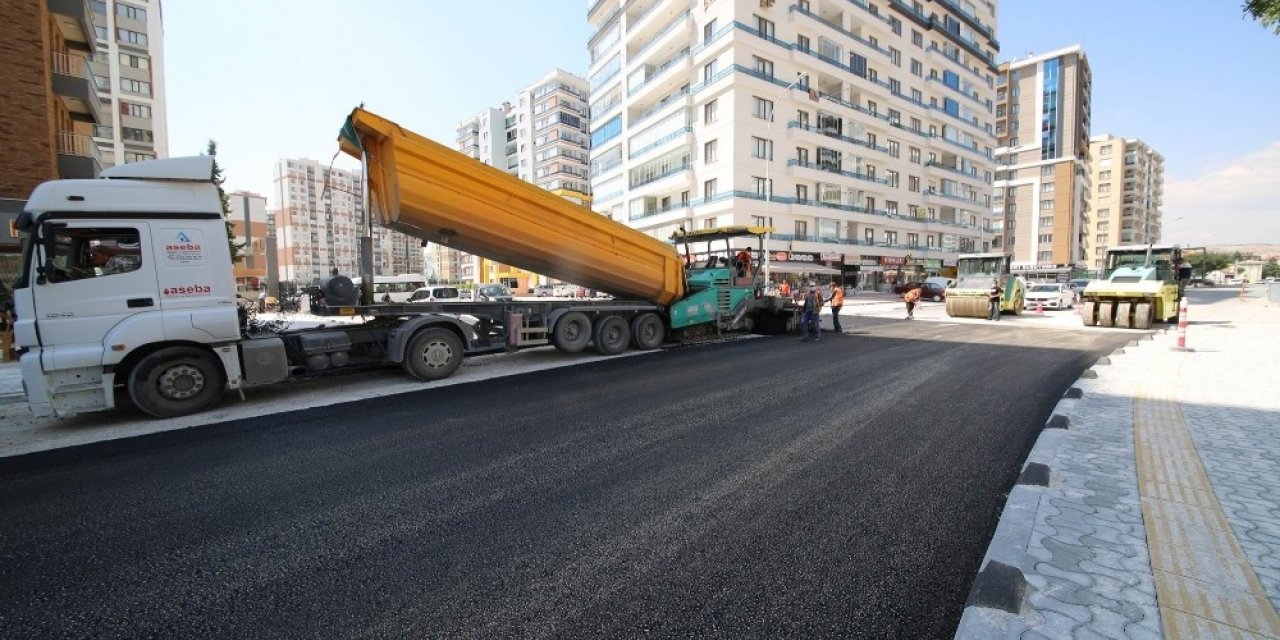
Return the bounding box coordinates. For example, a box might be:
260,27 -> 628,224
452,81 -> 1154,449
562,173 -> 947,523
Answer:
944,253 -> 1026,318
1081,245 -> 1182,329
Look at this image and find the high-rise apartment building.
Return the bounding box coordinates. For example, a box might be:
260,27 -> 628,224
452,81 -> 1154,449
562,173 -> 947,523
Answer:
87,0 -> 168,167
272,159 -> 423,286
1084,135 -> 1164,269
587,0 -> 1000,288
991,45 -> 1091,269
0,0 -> 104,285
226,190 -> 273,294
445,69 -> 592,289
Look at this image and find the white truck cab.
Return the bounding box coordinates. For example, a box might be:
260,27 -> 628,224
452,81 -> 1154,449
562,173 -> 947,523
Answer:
14,157 -> 245,418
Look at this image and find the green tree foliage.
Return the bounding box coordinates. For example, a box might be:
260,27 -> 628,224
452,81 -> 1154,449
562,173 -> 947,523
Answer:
205,140 -> 246,264
1264,258 -> 1280,279
1244,0 -> 1280,33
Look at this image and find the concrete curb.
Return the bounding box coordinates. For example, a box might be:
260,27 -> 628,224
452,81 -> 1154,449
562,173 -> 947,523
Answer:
953,333 -> 1156,639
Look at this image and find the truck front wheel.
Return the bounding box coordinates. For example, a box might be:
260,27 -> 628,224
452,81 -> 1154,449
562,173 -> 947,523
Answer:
403,328 -> 464,381
128,347 -> 226,418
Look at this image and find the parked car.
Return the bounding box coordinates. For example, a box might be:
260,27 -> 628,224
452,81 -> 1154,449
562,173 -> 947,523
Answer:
475,283 -> 514,302
892,282 -> 922,295
533,284 -> 555,297
916,282 -> 947,301
924,276 -> 955,290
1024,283 -> 1074,310
1188,278 -> 1215,288
1069,278 -> 1091,291
407,286 -> 461,302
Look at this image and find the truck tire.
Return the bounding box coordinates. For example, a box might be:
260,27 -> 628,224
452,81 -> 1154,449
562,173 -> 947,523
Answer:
551,311 -> 591,353
127,346 -> 225,418
1115,301 -> 1133,329
630,313 -> 665,350
1134,302 -> 1153,330
403,327 -> 463,381
1097,301 -> 1115,327
1082,300 -> 1097,326
593,315 -> 631,355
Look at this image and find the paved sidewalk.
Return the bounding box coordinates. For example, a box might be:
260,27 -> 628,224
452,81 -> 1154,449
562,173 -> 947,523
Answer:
0,360 -> 21,404
957,290 -> 1280,638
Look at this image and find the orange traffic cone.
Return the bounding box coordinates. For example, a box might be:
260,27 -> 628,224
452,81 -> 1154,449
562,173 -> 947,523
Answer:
1036,300 -> 1044,315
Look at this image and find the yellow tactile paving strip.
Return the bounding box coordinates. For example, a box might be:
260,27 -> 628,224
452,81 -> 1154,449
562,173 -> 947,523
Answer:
1135,359 -> 1280,639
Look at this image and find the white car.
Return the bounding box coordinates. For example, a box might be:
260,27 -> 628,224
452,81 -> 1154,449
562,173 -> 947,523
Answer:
1024,283 -> 1075,310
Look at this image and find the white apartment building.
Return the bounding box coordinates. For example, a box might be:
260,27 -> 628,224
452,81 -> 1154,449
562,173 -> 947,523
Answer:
587,0 -> 999,287
272,159 -> 423,286
445,69 -> 592,288
87,0 -> 168,166
1085,135 -> 1164,270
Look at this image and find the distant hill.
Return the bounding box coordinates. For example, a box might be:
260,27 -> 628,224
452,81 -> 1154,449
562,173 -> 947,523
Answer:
1205,244 -> 1280,260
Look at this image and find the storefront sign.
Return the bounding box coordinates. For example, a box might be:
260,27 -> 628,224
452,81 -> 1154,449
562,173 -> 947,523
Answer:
924,259 -> 942,269
943,258 -> 957,267
820,252 -> 843,264
942,234 -> 958,252
859,257 -> 881,267
879,256 -> 907,266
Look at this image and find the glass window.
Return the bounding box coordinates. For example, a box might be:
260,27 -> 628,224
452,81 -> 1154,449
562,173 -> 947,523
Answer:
751,137 -> 772,160
116,3 -> 146,21
753,96 -> 774,120
704,139 -> 718,163
703,99 -> 718,124
46,228 -> 143,282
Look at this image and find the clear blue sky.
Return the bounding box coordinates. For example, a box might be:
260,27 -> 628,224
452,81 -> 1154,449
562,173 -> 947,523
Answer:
164,0 -> 1279,244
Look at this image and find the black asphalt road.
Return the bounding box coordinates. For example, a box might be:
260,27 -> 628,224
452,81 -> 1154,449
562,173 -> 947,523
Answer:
0,320 -> 1131,638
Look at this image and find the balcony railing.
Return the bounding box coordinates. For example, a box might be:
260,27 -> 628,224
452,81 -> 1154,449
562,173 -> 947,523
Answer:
628,127 -> 692,160
627,49 -> 690,97
57,130 -> 103,163
788,159 -> 889,185
788,121 -> 891,155
629,163 -> 691,189
51,50 -> 88,78
628,11 -> 691,64
789,5 -> 890,57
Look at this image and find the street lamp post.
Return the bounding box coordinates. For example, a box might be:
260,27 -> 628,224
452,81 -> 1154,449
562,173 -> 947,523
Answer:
763,72 -> 809,289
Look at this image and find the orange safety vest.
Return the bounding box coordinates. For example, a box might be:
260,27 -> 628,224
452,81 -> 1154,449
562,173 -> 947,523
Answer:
830,287 -> 844,306
779,282 -> 791,296
903,288 -> 921,303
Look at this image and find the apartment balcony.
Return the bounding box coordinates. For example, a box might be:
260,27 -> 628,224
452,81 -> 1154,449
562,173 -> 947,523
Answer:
788,159 -> 889,186
47,0 -> 98,54
628,87 -> 690,131
56,130 -> 103,179
924,160 -> 988,185
923,187 -> 982,208
51,51 -> 102,124
789,4 -> 891,59
626,49 -> 690,103
626,8 -> 690,66
588,0 -> 620,28
628,126 -> 692,161
787,121 -> 892,157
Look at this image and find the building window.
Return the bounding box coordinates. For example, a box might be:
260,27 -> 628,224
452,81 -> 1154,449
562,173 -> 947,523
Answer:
907,232 -> 918,247
1040,217 -> 1054,228
703,19 -> 718,42
119,53 -> 149,69
702,60 -> 718,83
888,140 -> 900,158
796,184 -> 808,201
887,201 -> 899,215
704,139 -> 718,163
117,28 -> 148,46
119,78 -> 152,96
121,127 -> 153,143
908,175 -> 920,192
753,56 -> 774,79
796,147 -> 809,165
909,147 -> 921,163
753,96 -> 774,120
886,170 -> 899,187
885,231 -> 898,245
703,99 -> 718,124
753,176 -> 771,197
751,137 -> 773,160
119,102 -> 152,118
116,3 -> 146,21
1099,170 -> 1111,180
1042,182 -> 1055,194
797,35 -> 810,52
910,59 -> 923,77
911,30 -> 923,47
889,47 -> 901,66
865,228 -> 875,244
795,220 -> 808,239
1099,183 -> 1111,193
1097,208 -> 1110,219
1041,165 -> 1054,177
755,15 -> 775,39
1038,251 -> 1053,262
704,178 -> 718,197
1040,199 -> 1054,210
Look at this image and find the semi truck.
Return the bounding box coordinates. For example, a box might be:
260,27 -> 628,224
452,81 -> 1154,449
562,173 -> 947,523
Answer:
11,108 -> 795,419
943,253 -> 1026,318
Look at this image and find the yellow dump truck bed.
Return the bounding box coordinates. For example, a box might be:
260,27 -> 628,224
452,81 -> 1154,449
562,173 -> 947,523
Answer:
338,108 -> 685,306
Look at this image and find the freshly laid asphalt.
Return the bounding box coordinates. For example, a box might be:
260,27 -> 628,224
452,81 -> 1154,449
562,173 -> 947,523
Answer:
0,318 -> 1131,638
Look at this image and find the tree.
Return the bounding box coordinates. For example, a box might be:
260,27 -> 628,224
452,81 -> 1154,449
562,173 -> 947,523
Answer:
205,140 -> 246,264
1264,258 -> 1280,279
1244,0 -> 1280,33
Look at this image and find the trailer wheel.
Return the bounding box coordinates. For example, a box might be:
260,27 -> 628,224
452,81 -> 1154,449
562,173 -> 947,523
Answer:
403,328 -> 463,381
1097,301 -> 1115,328
630,313 -> 665,350
127,346 -> 225,418
593,315 -> 631,355
551,311 -> 591,353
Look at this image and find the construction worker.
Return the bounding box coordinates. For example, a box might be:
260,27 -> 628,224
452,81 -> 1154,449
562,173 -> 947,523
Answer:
735,249 -> 752,278
830,283 -> 845,332
903,286 -> 921,319
799,284 -> 823,342
779,280 -> 791,298
987,278 -> 1004,321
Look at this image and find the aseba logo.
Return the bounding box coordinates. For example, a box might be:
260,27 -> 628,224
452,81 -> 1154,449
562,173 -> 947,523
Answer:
165,230 -> 202,253
162,284 -> 212,297
177,231 -> 191,242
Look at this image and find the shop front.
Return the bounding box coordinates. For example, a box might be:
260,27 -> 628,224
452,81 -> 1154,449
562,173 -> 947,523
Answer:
765,250 -> 842,292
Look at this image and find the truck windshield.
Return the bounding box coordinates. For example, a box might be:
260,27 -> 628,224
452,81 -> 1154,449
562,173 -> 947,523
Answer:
956,257 -> 1006,288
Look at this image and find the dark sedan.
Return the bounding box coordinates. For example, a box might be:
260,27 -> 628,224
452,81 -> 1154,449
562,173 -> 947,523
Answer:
893,282 -> 947,301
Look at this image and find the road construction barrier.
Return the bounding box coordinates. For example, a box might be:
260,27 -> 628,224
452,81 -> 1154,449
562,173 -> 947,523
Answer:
1176,297 -> 1188,350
